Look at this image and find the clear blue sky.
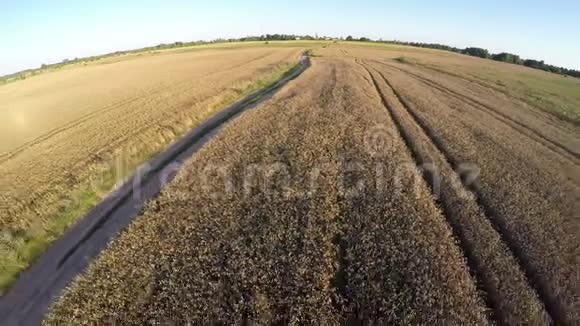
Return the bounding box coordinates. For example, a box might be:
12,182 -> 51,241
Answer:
1,0 -> 579,75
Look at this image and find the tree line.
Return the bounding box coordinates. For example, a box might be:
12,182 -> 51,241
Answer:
3,34 -> 578,84
241,35 -> 580,78
378,41 -> 580,78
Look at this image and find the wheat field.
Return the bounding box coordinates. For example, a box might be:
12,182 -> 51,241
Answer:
45,43 -> 579,324
0,45 -> 304,292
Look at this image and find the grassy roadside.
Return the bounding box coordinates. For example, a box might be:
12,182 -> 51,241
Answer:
0,60 -> 302,294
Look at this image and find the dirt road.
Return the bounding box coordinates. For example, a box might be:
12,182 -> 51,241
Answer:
0,56 -> 309,326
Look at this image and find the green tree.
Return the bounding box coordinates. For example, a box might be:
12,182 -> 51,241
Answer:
492,52 -> 520,64
462,47 -> 490,59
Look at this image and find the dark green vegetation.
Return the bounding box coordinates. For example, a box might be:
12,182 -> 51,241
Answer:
491,52 -> 521,64
462,47 -> 490,59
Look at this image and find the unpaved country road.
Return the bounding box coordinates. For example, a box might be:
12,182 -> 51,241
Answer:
0,56 -> 310,326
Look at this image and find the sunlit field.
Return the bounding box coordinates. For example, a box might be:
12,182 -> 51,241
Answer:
43,42 -> 579,324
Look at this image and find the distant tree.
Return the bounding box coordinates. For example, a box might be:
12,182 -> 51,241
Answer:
491,52 -> 521,64
562,67 -> 580,78
462,47 -> 490,59
346,35 -> 354,41
523,59 -> 544,69
548,66 -> 562,74
359,37 -> 371,42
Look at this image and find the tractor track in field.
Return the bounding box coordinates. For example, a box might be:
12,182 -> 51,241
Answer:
355,58 -> 493,317
371,59 -> 579,163
356,58 -> 554,324
373,66 -> 562,324
402,60 -> 580,130
0,55 -> 310,326
381,60 -> 571,324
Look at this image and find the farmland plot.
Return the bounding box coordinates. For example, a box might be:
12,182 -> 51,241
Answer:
0,46 -> 303,291
46,43 -> 580,324
362,58 -> 579,324
47,55 -> 490,324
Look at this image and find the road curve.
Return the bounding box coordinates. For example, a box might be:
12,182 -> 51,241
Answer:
0,55 -> 310,325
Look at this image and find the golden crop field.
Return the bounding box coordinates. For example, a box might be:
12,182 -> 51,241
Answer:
45,43 -> 579,324
0,45 -> 304,291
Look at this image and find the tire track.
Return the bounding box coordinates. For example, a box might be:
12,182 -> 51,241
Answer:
372,59 -> 579,163
406,61 -> 580,129
355,59 -> 551,325
369,61 -> 567,324
384,59 -> 580,190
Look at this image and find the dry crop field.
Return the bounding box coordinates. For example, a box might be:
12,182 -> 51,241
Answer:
45,43 -> 579,324
0,45 -> 304,291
